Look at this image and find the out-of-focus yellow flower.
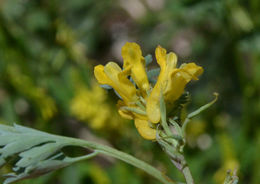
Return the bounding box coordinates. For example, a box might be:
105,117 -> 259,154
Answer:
214,134 -> 240,184
71,83 -> 111,129
7,64 -> 57,120
214,159 -> 239,184
94,42 -> 203,140
147,46 -> 203,123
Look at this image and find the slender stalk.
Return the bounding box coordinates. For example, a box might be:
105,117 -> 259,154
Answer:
160,94 -> 173,137
56,135 -> 176,184
171,156 -> 194,184
182,166 -> 194,184
182,93 -> 219,137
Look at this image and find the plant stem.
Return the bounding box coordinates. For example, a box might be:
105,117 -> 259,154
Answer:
57,135 -> 176,184
182,166 -> 194,184
171,156 -> 194,184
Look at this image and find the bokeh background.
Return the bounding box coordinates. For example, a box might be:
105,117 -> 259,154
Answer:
0,0 -> 260,183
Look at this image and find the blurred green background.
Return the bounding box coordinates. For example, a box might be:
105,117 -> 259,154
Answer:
0,0 -> 260,183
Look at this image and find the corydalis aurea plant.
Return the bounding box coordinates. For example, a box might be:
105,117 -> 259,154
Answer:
94,42 -> 203,140
0,42 -> 238,184
94,42 -> 238,184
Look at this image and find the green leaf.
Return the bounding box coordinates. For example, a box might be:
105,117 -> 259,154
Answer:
0,136 -> 52,158
147,68 -> 160,84
182,93 -> 219,137
160,94 -> 173,138
16,142 -> 61,168
0,124 -> 98,184
100,84 -> 112,90
187,92 -> 218,119
0,158 -> 6,168
169,119 -> 183,138
144,54 -> 153,66
0,124 -> 176,184
160,93 -> 166,124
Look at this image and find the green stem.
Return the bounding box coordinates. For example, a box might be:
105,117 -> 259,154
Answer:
187,93 -> 218,119
57,136 -> 175,184
171,156 -> 194,184
182,118 -> 190,138
160,94 -> 173,137
182,93 -> 219,138
182,166 -> 194,184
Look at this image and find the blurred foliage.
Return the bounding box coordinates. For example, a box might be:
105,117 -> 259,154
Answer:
0,0 -> 259,183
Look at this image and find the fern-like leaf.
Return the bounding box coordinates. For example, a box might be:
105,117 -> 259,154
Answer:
0,124 -> 98,184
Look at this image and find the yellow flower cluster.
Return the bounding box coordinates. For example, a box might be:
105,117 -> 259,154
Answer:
94,42 -> 203,140
7,64 -> 57,120
214,134 -> 239,184
70,83 -> 120,130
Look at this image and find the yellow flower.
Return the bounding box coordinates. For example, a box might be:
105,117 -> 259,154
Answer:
94,62 -> 137,105
121,42 -> 150,96
94,42 -> 203,140
70,84 -> 109,129
94,42 -> 155,140
134,119 -> 156,140
117,100 -> 156,140
146,46 -> 203,123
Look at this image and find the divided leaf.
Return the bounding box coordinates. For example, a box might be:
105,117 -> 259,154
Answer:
144,54 -> 153,66
0,124 -> 98,184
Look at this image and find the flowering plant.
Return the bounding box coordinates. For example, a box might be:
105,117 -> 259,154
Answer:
0,42 -> 238,184
95,42 -> 203,140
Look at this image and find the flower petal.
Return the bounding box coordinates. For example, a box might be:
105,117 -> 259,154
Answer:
164,70 -> 188,102
146,85 -> 161,123
134,119 -> 156,140
180,63 -> 203,80
146,46 -> 177,124
164,63 -> 203,102
155,45 -> 167,68
166,52 -> 177,70
117,100 -> 134,120
122,42 -> 149,93
94,65 -> 111,84
94,62 -> 137,104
